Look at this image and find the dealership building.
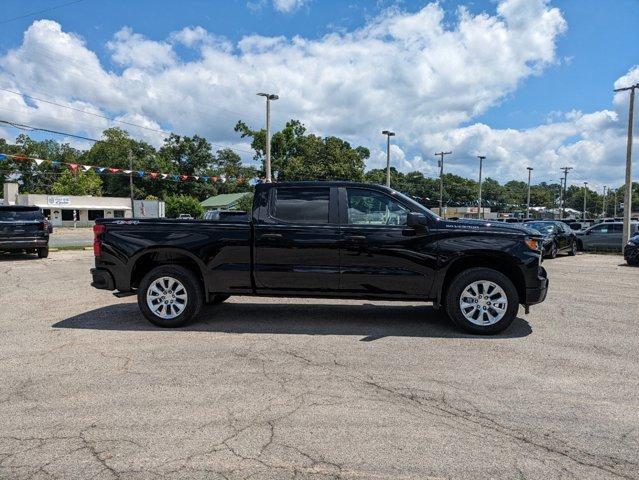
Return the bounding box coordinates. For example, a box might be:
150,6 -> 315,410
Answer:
2,182 -> 164,227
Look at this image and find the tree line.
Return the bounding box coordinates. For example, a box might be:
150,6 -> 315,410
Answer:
1,120 -> 637,217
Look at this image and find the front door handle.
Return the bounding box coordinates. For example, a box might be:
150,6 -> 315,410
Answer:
261,233 -> 282,240
345,235 -> 366,241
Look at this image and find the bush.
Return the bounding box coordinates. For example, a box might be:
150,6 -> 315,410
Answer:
234,192 -> 254,212
165,195 -> 204,219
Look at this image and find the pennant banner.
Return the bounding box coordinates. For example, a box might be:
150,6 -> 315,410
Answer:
0,153 -> 248,185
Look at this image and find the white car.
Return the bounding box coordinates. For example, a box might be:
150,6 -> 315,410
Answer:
177,214 -> 194,220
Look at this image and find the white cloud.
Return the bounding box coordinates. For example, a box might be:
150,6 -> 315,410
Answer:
272,0 -> 308,13
0,1 -> 633,186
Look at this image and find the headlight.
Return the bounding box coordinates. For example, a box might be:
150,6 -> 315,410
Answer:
628,241 -> 637,247
524,238 -> 540,251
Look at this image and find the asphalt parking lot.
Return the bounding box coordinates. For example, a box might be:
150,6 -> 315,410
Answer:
1,251 -> 638,480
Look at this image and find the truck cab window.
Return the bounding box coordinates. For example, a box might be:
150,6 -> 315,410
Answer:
272,187 -> 330,224
347,188 -> 408,225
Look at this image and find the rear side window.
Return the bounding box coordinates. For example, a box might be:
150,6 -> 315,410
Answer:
272,188 -> 330,224
0,208 -> 43,221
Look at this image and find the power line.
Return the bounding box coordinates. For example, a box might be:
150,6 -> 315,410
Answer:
0,0 -> 86,25
0,119 -> 100,142
0,87 -> 256,154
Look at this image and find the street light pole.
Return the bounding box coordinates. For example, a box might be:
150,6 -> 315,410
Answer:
257,92 -> 279,182
613,189 -> 617,217
526,167 -> 533,219
614,83 -> 638,246
434,151 -> 452,217
382,130 -> 395,188
128,148 -> 135,218
602,186 -> 607,217
560,166 -> 573,219
583,182 -> 588,221
477,156 -> 485,219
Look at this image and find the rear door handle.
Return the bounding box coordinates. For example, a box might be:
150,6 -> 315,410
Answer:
345,235 -> 366,241
261,233 -> 282,240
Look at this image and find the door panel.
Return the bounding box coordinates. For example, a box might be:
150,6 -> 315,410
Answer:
254,186 -> 340,292
339,187 -> 437,297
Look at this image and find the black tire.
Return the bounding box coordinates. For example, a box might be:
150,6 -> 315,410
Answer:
445,267 -> 519,335
568,240 -> 577,256
137,265 -> 203,328
208,294 -> 230,305
548,242 -> 558,259
37,247 -> 49,258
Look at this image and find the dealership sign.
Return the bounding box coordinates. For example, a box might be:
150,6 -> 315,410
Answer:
47,196 -> 71,206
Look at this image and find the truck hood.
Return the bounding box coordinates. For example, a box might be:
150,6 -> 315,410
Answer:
435,218 -> 540,236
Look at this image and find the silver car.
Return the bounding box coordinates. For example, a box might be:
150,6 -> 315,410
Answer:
577,221 -> 639,251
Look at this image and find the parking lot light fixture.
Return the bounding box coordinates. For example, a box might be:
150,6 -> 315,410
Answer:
526,167 -> 533,219
583,182 -> 588,220
257,93 -> 279,182
381,130 -> 395,188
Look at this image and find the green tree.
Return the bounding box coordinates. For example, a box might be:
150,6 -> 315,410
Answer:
51,169 -> 102,196
165,195 -> 204,218
234,192 -> 254,212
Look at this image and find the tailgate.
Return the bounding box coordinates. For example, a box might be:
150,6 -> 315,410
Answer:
0,221 -> 42,238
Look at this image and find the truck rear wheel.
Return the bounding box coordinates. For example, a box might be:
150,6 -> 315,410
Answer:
37,247 -> 49,258
445,268 -> 519,334
138,265 -> 203,328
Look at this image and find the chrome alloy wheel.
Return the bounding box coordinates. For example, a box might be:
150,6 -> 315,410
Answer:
146,276 -> 188,319
459,280 -> 508,326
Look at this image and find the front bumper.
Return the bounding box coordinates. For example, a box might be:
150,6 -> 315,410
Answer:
525,265 -> 548,305
90,268 -> 115,290
0,237 -> 48,250
624,244 -> 638,263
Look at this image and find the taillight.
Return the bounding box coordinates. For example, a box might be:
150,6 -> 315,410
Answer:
93,224 -> 105,256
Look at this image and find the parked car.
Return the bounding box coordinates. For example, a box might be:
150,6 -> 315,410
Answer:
0,205 -> 50,258
522,220 -> 578,258
90,182 -> 548,335
624,234 -> 639,266
576,221 -> 639,252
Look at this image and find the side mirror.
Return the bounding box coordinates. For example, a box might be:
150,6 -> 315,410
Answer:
407,212 -> 429,229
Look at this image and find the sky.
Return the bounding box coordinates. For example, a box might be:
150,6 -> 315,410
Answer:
0,0 -> 638,189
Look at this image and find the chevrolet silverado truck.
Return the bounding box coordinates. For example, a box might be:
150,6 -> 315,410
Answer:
90,182 -> 548,334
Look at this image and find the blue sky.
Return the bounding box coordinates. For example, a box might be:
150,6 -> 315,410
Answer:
0,0 -> 637,186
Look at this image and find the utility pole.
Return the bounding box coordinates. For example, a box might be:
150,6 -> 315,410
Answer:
614,83 -> 637,247
583,182 -> 588,221
602,186 -> 607,217
477,155 -> 485,219
257,92 -> 279,182
558,178 -> 564,220
560,166 -> 573,219
382,130 -> 395,188
128,148 -> 135,218
526,167 -> 533,219
434,151 -> 452,217
613,189 -> 617,217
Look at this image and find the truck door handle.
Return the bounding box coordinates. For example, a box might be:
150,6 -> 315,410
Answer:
261,233 -> 282,240
345,235 -> 366,241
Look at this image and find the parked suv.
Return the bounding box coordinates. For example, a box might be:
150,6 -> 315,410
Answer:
577,221 -> 639,252
0,206 -> 50,258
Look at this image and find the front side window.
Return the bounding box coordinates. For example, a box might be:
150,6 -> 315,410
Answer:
590,224 -> 610,234
272,187 -> 330,224
347,188 -> 409,226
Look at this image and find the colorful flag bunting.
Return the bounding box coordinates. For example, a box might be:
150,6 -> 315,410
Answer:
52,161 -> 61,167
0,154 -> 6,161
138,171 -> 145,177
108,167 -> 120,173
97,167 -> 106,173
69,163 -> 79,172
180,175 -> 189,181
82,165 -> 92,171
161,174 -> 168,180
123,169 -> 132,174
150,172 -> 158,179
34,159 -> 44,166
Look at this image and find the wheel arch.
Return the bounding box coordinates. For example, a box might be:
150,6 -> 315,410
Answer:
439,254 -> 525,306
129,247 -> 208,292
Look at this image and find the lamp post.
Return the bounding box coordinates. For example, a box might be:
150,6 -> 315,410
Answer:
526,167 -> 533,219
477,156 -> 485,219
257,92 -> 279,182
583,182 -> 588,221
602,186 -> 607,217
435,151 -> 452,217
382,130 -> 395,188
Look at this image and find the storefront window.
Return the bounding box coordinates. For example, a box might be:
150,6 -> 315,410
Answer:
61,210 -> 78,221
88,210 -> 105,221
114,210 -> 125,218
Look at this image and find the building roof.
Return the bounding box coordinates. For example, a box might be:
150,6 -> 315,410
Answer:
201,192 -> 250,209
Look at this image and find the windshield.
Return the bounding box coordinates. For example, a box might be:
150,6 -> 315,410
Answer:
0,208 -> 43,221
393,190 -> 438,219
523,222 -> 555,234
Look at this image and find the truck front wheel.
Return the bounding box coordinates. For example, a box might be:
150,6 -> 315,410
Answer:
138,265 -> 203,328
445,268 -> 519,334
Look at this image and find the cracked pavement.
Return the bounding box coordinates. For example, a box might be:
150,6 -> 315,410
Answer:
0,250 -> 638,479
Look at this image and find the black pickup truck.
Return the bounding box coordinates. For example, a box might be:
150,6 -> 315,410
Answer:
0,205 -> 50,258
91,182 -> 548,334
